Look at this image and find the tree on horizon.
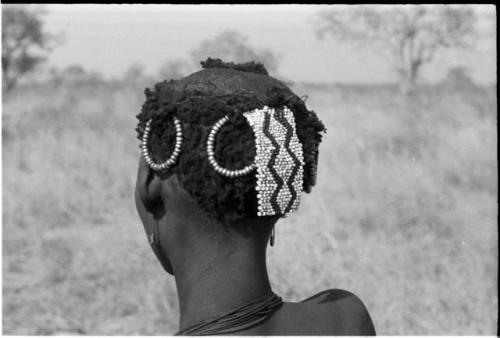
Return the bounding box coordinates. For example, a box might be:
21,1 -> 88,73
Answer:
315,5 -> 477,94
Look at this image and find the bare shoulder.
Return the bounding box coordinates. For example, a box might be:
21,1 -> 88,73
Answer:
301,289 -> 376,335
250,289 -> 376,335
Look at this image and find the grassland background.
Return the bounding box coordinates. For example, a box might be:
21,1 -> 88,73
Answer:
2,77 -> 497,335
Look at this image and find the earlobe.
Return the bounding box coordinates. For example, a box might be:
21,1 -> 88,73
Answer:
136,156 -> 164,214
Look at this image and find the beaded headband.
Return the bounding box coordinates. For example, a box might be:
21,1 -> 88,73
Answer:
141,106 -> 305,217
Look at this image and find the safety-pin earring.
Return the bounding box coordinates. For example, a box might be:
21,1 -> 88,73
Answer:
270,226 -> 275,247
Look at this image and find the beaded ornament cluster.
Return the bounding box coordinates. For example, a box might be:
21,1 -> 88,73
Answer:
141,106 -> 305,217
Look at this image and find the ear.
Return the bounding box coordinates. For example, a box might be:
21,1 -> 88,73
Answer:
135,155 -> 164,214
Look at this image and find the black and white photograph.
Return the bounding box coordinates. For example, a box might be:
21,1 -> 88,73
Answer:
1,4 -> 497,336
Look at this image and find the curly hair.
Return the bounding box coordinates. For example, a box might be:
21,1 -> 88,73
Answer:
136,58 -> 326,226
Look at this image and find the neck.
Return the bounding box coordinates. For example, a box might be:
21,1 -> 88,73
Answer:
173,237 -> 272,331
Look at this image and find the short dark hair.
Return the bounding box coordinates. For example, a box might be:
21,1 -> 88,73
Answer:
136,58 -> 326,225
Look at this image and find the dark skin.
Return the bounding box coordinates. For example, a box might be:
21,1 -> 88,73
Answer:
135,156 -> 376,335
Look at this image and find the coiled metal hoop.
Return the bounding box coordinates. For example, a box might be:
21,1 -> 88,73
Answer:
141,117 -> 183,171
206,115 -> 256,178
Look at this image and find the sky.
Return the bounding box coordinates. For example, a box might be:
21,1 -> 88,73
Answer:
40,4 -> 496,84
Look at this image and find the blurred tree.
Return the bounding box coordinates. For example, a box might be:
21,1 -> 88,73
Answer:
122,63 -> 145,82
48,64 -> 103,86
442,66 -> 476,91
2,5 -> 58,93
316,5 -> 476,94
158,59 -> 193,80
190,30 -> 279,74
63,65 -> 87,78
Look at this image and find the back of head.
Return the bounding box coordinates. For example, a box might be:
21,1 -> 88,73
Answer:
135,58 -> 326,233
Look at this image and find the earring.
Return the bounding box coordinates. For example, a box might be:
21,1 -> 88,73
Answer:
270,226 -> 275,247
206,115 -> 257,178
141,117 -> 183,171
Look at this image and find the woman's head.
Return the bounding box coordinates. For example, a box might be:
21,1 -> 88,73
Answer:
134,58 -> 325,273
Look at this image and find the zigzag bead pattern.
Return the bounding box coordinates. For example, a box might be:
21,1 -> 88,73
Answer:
141,117 -> 183,171
243,106 -> 304,216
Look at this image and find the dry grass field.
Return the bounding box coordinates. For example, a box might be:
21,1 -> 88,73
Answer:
2,78 -> 497,335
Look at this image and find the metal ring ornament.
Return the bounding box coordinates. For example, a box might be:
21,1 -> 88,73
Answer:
141,117 -> 183,171
206,115 -> 257,178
